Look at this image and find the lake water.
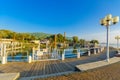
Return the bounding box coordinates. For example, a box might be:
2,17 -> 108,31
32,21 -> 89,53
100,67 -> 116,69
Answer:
7,53 -> 32,62
64,50 -> 86,58
7,49 -> 86,61
6,44 -> 118,62
100,43 -> 119,48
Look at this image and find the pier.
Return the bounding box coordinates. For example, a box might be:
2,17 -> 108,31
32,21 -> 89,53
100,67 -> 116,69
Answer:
0,40 -> 23,64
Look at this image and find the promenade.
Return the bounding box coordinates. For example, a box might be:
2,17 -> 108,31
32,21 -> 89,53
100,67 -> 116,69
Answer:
0,73 -> 19,80
0,48 -> 117,80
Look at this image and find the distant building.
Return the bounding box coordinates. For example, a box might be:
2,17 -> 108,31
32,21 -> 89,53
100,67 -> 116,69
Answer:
0,39 -> 19,44
57,43 -> 69,48
0,39 -> 13,44
90,43 -> 99,48
30,40 -> 40,44
40,39 -> 49,44
30,39 -> 50,44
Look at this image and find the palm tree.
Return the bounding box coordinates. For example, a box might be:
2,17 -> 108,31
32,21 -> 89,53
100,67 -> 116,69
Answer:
90,40 -> 99,47
79,39 -> 85,48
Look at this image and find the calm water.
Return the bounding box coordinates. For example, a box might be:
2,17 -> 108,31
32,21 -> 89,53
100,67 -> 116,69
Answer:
100,43 -> 119,48
7,44 -> 118,62
7,53 -> 32,62
7,49 -> 86,61
65,50 -> 86,58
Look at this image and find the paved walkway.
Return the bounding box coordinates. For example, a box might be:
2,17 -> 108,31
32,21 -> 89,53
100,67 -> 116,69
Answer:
0,73 -> 20,80
20,71 -> 74,80
0,49 -> 117,80
76,57 -> 120,71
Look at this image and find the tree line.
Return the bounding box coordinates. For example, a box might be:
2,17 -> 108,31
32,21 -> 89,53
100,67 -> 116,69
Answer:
46,33 -> 99,48
0,29 -> 99,47
0,29 -> 37,42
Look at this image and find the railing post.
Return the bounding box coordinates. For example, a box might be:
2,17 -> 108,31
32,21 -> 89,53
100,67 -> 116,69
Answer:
2,44 -> 7,64
1,56 -> 6,64
100,48 -> 102,52
3,44 -> 7,63
94,48 -> 96,54
88,49 -> 91,56
62,49 -> 65,60
97,48 -> 100,53
77,49 -> 80,58
32,47 -> 35,61
0,44 -> 3,56
102,47 -> 104,52
28,56 -> 32,63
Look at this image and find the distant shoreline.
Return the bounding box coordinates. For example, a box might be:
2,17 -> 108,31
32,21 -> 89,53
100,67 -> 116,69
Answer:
100,43 -> 117,48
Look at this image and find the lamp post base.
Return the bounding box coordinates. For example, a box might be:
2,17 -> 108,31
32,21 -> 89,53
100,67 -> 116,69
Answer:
106,59 -> 109,62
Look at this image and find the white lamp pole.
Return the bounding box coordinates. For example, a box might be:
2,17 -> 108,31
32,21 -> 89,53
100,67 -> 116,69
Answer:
100,14 -> 119,62
106,26 -> 109,62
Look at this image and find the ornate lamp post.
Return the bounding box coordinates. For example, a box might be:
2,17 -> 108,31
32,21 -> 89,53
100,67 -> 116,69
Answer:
100,14 -> 119,62
115,36 -> 120,52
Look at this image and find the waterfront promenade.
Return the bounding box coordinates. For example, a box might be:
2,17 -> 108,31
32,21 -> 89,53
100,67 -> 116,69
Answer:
0,73 -> 19,80
0,48 -> 117,80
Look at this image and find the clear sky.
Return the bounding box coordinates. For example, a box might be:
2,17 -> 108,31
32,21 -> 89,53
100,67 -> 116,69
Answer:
0,0 -> 120,43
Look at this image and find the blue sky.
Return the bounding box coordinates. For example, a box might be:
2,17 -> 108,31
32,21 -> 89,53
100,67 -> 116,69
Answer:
0,0 -> 120,43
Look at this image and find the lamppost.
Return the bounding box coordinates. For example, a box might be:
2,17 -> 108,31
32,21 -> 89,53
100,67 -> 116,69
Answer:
100,14 -> 119,62
115,36 -> 120,52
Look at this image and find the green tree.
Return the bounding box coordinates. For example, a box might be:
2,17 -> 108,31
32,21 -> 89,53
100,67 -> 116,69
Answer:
90,40 -> 99,44
47,34 -> 64,43
47,35 -> 54,42
0,30 -> 17,39
72,36 -> 78,43
79,39 -> 85,47
57,33 -> 64,42
16,33 -> 22,39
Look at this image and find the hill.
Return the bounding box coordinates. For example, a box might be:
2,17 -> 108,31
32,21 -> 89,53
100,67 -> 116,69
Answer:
29,32 -> 52,39
0,29 -> 72,40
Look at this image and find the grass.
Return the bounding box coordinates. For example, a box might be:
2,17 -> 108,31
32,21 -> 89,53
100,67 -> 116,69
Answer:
35,62 -> 120,80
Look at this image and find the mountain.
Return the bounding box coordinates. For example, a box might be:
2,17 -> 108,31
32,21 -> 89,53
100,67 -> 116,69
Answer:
0,29 -> 72,40
29,32 -> 52,39
29,32 -> 73,40
66,37 -> 72,40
